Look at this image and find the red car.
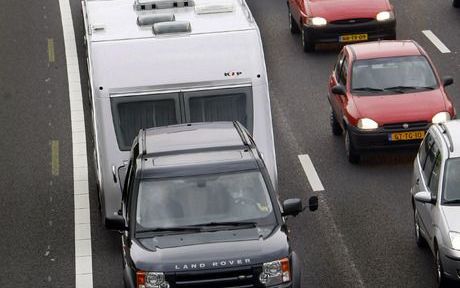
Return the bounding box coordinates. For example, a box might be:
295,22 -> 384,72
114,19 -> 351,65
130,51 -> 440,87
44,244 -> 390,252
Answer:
328,40 -> 456,163
287,0 -> 396,52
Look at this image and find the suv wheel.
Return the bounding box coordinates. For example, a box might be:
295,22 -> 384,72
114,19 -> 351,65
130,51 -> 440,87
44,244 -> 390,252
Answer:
289,9 -> 300,34
453,0 -> 460,7
435,245 -> 447,287
330,110 -> 343,136
414,208 -> 426,248
301,28 -> 315,52
345,129 -> 360,163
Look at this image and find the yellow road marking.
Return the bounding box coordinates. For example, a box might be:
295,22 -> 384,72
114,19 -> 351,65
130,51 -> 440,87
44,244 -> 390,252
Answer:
51,140 -> 59,176
48,38 -> 55,63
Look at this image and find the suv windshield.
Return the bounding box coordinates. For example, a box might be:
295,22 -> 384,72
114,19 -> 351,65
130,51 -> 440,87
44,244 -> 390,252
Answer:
135,171 -> 276,232
442,158 -> 460,204
351,56 -> 438,95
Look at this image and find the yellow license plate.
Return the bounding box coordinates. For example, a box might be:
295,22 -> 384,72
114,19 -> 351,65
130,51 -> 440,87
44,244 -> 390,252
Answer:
389,131 -> 425,141
339,34 -> 368,42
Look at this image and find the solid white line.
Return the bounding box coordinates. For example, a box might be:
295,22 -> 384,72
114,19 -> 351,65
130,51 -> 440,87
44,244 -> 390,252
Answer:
57,0 -> 93,287
422,30 -> 451,54
298,154 -> 325,192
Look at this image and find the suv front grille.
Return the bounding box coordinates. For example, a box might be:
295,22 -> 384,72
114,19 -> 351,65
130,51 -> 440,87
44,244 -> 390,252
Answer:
330,18 -> 374,25
168,266 -> 263,288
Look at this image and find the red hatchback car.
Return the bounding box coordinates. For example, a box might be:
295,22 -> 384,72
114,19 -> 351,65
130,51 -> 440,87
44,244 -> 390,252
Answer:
328,40 -> 456,163
287,0 -> 396,52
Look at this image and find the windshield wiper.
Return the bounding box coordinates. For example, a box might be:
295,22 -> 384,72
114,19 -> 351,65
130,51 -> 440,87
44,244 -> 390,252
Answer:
136,226 -> 203,237
193,221 -> 257,227
352,87 -> 384,92
194,221 -> 257,229
383,85 -> 435,92
443,199 -> 460,205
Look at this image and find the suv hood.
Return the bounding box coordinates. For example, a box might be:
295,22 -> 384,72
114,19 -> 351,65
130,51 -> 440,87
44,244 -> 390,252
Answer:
442,206 -> 460,232
351,90 -> 446,125
309,0 -> 390,21
131,227 -> 289,272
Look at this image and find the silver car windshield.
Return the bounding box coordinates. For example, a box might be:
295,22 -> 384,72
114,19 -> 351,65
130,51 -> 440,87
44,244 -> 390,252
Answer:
443,158 -> 460,203
351,56 -> 438,94
135,171 -> 275,230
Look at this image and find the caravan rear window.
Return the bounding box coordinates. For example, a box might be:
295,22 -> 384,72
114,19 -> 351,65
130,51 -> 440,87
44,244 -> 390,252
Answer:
185,87 -> 251,128
111,93 -> 180,150
111,86 -> 253,151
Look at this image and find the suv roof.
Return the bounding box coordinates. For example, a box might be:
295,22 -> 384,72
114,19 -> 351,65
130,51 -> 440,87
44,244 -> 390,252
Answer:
436,120 -> 460,158
138,122 -> 260,174
347,40 -> 423,60
142,122 -> 249,155
84,0 -> 255,42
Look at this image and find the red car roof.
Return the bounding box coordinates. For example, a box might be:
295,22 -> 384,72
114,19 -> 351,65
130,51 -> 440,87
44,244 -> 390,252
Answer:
347,40 -> 423,60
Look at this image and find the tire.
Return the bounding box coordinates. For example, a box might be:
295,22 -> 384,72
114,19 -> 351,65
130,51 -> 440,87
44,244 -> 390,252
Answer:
435,245 -> 448,287
330,110 -> 343,136
301,28 -> 315,52
288,9 -> 300,34
414,208 -> 426,248
453,0 -> 460,8
345,129 -> 360,163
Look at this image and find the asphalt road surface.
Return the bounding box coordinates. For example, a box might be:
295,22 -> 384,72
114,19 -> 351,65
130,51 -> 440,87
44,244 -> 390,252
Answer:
1,0 -> 459,287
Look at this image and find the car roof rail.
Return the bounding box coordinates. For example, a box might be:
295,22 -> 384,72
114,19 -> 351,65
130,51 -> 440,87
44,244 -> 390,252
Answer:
141,129 -> 147,156
439,123 -> 454,153
232,121 -> 252,150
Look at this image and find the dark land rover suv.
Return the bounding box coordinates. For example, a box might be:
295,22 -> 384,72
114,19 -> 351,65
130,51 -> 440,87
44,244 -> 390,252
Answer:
113,122 -> 318,288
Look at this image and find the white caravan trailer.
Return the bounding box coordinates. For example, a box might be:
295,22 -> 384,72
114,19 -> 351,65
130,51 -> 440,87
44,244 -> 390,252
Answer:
82,0 -> 277,227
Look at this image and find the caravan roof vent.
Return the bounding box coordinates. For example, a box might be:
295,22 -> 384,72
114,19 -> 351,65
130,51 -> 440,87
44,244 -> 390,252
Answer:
134,0 -> 195,11
195,1 -> 234,14
153,21 -> 191,35
137,14 -> 175,26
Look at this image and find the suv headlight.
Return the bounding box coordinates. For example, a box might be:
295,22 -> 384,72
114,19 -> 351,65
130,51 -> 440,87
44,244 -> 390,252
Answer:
357,118 -> 378,130
307,17 -> 327,26
137,272 -> 170,288
259,258 -> 290,286
432,112 -> 451,124
376,11 -> 394,21
449,232 -> 460,251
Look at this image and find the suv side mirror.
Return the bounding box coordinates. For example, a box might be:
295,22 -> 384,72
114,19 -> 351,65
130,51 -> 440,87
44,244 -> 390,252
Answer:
331,85 -> 346,96
443,76 -> 453,87
414,191 -> 436,205
308,196 -> 318,211
282,198 -> 303,217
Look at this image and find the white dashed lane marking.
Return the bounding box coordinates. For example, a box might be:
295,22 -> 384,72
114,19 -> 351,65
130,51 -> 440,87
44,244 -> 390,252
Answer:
298,154 -> 325,192
422,30 -> 451,54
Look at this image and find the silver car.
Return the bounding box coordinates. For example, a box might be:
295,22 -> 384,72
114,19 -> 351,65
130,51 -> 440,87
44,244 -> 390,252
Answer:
411,119 -> 460,286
